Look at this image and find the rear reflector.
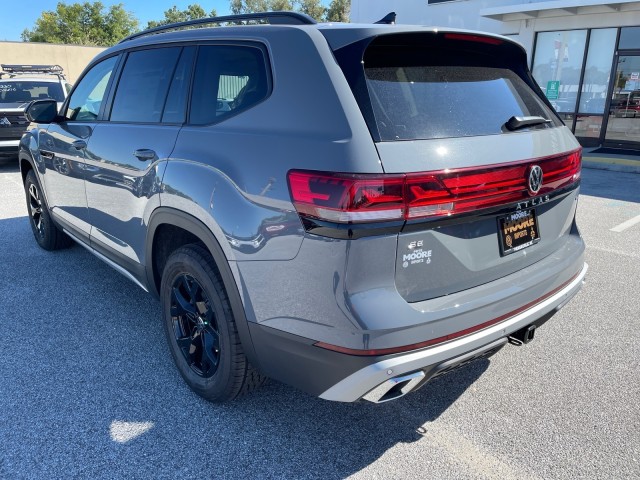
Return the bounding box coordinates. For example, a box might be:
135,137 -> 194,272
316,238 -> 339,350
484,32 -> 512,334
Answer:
287,148 -> 581,224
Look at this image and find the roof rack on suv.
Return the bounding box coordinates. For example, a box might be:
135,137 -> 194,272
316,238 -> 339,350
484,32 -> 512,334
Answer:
120,11 -> 317,44
0,64 -> 66,80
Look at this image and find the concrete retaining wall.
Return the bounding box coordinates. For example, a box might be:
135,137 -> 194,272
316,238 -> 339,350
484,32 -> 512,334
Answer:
0,41 -> 105,84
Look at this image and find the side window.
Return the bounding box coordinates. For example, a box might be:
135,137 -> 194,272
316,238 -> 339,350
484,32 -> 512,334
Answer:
66,56 -> 118,121
110,47 -> 182,123
190,45 -> 269,125
162,47 -> 196,124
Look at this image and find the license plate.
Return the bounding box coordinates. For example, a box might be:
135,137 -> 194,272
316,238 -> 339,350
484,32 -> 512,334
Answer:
498,209 -> 541,256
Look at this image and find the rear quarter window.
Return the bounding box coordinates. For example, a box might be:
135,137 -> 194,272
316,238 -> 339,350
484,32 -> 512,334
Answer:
189,44 -> 270,125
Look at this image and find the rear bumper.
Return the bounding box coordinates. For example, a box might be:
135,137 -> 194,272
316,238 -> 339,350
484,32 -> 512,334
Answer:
248,262 -> 587,402
319,262 -> 586,402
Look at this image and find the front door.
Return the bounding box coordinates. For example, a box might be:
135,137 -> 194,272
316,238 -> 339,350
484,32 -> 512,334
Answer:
41,55 -> 119,238
604,54 -> 640,148
84,46 -> 194,270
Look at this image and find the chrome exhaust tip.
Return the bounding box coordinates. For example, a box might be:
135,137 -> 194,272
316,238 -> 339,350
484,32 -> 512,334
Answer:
362,370 -> 425,403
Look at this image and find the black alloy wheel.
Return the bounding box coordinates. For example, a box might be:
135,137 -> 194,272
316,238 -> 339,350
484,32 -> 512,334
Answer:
161,244 -> 265,402
28,181 -> 44,239
170,273 -> 221,378
23,170 -> 72,250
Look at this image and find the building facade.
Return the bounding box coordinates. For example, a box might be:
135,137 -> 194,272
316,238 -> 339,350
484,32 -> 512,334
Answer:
351,0 -> 640,149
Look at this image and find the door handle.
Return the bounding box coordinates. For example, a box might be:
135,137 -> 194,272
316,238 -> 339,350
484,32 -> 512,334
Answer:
39,150 -> 54,160
72,140 -> 87,150
134,149 -> 157,161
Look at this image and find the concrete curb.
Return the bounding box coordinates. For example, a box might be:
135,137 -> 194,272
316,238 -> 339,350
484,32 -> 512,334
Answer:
582,155 -> 640,174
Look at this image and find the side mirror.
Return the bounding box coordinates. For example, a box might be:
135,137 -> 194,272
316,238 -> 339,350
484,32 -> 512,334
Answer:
25,99 -> 59,123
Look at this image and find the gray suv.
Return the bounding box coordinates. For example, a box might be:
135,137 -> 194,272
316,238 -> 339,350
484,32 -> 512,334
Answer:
19,12 -> 587,403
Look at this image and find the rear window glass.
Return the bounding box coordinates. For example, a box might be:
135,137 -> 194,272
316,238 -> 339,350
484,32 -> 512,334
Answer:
361,42 -> 556,141
0,81 -> 64,103
366,66 -> 554,141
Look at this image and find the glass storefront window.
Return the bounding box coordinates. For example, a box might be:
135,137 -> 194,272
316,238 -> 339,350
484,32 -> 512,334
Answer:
558,113 -> 575,132
532,30 -> 588,113
575,115 -> 603,138
579,29 -> 617,114
619,27 -> 640,50
605,55 -> 640,146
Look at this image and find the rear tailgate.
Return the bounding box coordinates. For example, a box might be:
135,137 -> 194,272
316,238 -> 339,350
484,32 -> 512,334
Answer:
329,29 -> 582,302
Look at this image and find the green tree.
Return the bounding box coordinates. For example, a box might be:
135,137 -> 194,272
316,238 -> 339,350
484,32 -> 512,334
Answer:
325,0 -> 349,22
146,4 -> 217,29
231,0 -> 268,14
230,0 -> 243,15
230,0 -> 292,15
295,0 -> 325,21
270,0 -> 294,11
21,2 -> 138,46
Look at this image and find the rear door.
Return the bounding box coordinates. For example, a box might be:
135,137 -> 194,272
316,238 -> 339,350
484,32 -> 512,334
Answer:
334,32 -> 582,302
84,46 -> 194,270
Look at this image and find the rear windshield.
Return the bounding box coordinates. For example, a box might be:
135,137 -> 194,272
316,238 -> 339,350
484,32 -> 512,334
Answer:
0,81 -> 64,103
355,36 -> 557,142
366,66 -> 554,141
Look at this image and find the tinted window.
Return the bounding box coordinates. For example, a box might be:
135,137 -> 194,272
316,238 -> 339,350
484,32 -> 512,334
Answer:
66,56 -> 118,121
366,65 -> 554,141
111,47 -> 181,123
162,47 -> 196,124
0,81 -> 64,103
190,45 -> 269,125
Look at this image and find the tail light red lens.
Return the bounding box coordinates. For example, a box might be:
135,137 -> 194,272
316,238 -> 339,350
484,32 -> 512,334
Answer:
287,148 -> 581,224
287,171 -> 405,223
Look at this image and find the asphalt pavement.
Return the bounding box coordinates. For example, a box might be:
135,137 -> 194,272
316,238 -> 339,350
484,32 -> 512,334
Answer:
0,161 -> 638,479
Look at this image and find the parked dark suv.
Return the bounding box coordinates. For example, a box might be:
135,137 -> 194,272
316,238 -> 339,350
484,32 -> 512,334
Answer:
19,12 -> 586,403
0,65 -> 71,160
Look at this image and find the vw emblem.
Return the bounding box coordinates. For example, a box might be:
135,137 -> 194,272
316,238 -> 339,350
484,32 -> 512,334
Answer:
528,165 -> 543,195
0,117 -> 11,127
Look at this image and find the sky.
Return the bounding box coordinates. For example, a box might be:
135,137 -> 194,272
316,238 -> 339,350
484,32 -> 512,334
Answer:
0,0 -> 329,42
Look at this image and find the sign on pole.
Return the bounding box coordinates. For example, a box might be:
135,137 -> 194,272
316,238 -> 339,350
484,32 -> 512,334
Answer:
546,80 -> 560,100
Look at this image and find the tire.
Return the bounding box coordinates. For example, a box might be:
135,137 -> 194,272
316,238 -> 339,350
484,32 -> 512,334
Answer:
24,170 -> 72,250
160,244 -> 265,402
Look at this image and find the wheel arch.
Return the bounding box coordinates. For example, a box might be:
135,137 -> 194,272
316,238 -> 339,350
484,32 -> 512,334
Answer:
19,151 -> 36,184
146,207 -> 260,369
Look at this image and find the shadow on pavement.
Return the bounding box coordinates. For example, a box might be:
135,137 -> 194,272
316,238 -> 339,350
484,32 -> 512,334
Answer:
0,157 -> 19,172
580,168 -> 640,203
0,216 -> 491,479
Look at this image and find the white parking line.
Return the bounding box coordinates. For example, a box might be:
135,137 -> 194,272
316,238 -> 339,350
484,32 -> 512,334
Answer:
610,214 -> 640,233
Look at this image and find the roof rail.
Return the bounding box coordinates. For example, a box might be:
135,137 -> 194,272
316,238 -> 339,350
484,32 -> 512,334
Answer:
120,11 -> 317,44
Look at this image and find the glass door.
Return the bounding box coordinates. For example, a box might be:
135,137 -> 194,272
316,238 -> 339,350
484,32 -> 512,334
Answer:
604,54 -> 640,147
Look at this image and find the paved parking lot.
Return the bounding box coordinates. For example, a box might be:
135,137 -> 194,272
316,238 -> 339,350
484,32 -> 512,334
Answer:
0,161 -> 638,479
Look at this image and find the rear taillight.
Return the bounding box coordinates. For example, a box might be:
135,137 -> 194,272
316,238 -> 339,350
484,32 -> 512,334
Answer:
287,171 -> 405,223
287,148 -> 581,224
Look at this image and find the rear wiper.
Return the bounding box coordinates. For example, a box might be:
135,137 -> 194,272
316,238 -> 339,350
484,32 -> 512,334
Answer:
504,116 -> 552,131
